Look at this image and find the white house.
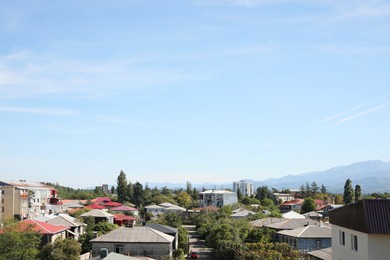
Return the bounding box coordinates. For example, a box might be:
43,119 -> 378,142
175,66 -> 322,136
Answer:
330,199 -> 390,260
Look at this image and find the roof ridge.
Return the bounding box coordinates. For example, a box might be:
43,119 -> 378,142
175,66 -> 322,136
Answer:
296,225 -> 310,237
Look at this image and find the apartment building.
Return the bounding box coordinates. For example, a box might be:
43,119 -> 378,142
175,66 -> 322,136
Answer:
233,180 -> 254,197
0,180 -> 61,222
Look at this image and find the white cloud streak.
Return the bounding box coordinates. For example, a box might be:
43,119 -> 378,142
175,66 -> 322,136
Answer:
335,101 -> 390,125
0,106 -> 77,116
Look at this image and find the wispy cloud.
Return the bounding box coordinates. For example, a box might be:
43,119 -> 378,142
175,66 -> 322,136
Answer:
307,94 -> 390,133
0,106 -> 77,116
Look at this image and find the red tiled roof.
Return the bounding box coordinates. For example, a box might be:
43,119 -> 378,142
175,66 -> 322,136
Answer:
315,199 -> 325,204
114,214 -> 138,221
103,201 -> 122,207
85,203 -> 106,210
91,197 -> 112,203
19,219 -> 69,234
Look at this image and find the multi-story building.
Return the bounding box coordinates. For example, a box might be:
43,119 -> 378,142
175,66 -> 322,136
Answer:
0,180 -> 62,222
199,190 -> 238,208
330,199 -> 390,260
233,180 -> 254,197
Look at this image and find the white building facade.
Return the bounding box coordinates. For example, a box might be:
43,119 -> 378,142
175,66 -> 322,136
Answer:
199,190 -> 238,208
233,180 -> 254,197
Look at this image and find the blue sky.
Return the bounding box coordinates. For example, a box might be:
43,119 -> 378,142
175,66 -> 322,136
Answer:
1,0 -> 390,188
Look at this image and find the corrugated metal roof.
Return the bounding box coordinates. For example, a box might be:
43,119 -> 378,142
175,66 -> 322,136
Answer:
307,247 -> 332,260
277,225 -> 331,238
90,227 -> 174,243
330,199 -> 390,234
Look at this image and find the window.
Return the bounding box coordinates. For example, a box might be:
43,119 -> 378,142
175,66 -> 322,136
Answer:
2,207 -> 4,212
316,240 -> 321,249
115,245 -> 124,254
339,230 -> 345,245
352,234 -> 358,251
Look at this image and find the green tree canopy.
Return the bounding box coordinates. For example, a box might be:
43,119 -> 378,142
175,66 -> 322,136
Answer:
301,197 -> 316,214
343,179 -> 354,205
41,237 -> 81,260
116,170 -> 128,203
355,185 -> 362,202
0,223 -> 41,259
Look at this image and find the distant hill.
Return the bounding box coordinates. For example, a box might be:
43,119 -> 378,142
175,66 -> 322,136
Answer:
260,160 -> 390,194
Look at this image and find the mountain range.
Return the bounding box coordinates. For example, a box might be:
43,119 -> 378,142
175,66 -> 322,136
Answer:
144,160 -> 390,194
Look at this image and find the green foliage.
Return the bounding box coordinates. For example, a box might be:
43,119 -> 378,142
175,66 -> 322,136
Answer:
343,179 -> 354,205
78,231 -> 95,253
133,182 -> 144,206
355,185 -> 362,201
173,248 -> 185,259
242,242 -> 301,260
301,197 -> 316,214
241,196 -> 261,205
176,191 -> 193,209
93,221 -> 118,235
0,224 -> 41,259
158,212 -> 182,228
44,182 -> 96,200
41,237 -> 81,260
117,170 -> 128,203
178,226 -> 189,254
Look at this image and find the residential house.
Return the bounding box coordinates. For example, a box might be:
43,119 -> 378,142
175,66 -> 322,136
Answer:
330,199 -> 390,260
146,223 -> 179,250
199,190 -> 238,208
162,204 -> 186,214
13,219 -> 69,245
277,225 -> 332,253
113,214 -> 137,227
111,205 -> 139,217
282,211 -> 306,219
45,214 -> 86,239
321,204 -> 343,218
303,211 -> 323,220
230,209 -> 256,219
279,199 -> 304,213
144,205 -> 166,217
0,180 -> 62,222
233,180 -> 254,197
271,193 -> 295,203
90,226 -> 174,260
307,247 -> 332,260
81,209 -> 114,224
250,217 -> 284,228
92,249 -> 156,259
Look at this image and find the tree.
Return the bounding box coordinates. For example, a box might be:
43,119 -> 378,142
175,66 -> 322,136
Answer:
301,197 -> 316,214
41,237 -> 81,260
236,188 -> 243,201
256,186 -> 270,201
117,170 -> 128,203
305,182 -> 311,196
133,182 -> 144,206
355,185 -> 362,201
343,179 -> 354,205
0,223 -> 41,259
110,186 -> 116,194
186,181 -> 193,197
299,185 -> 305,195
127,182 -> 134,202
311,182 -> 319,194
320,184 -> 327,194
177,191 -> 192,209
334,194 -> 343,204
178,226 -> 189,254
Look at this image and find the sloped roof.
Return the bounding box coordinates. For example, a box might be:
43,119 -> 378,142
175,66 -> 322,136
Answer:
277,225 -> 331,238
200,190 -> 235,194
165,205 -> 186,211
250,217 -> 284,228
159,202 -> 175,207
303,211 -> 323,218
281,199 -> 304,205
145,205 -> 165,210
146,223 -> 178,234
330,199 -> 390,234
282,211 -> 305,219
114,214 -> 138,221
0,180 -> 53,189
47,215 -> 85,227
111,205 -> 138,211
307,247 -> 332,260
91,197 -> 112,203
85,204 -> 107,210
265,218 -> 318,230
92,252 -> 156,260
104,201 -> 123,207
81,209 -> 114,218
19,219 -> 69,234
231,210 -> 256,218
90,227 -> 174,243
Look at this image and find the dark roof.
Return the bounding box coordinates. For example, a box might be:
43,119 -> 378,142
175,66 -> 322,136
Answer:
146,223 -> 178,234
329,199 -> 390,234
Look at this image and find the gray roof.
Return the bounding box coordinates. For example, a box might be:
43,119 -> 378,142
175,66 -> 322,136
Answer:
277,225 -> 331,238
47,215 -> 85,227
307,247 -> 332,260
91,227 -> 174,243
200,190 -> 235,194
144,205 -> 165,210
92,252 -> 156,260
265,218 -> 318,230
146,223 -> 178,234
231,210 -> 256,218
164,205 -> 186,211
81,209 -> 114,218
250,217 -> 284,228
